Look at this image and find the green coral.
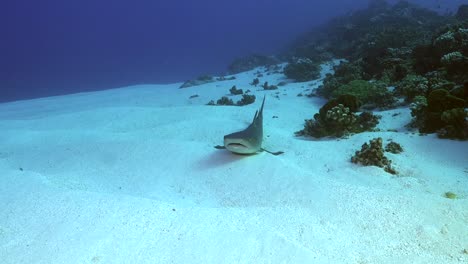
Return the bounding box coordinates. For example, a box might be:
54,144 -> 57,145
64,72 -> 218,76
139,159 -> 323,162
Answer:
444,191 -> 457,199
331,80 -> 395,108
351,137 -> 397,174
317,62 -> 364,98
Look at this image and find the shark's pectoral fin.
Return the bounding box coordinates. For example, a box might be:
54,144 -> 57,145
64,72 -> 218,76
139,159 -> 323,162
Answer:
261,148 -> 284,156
214,145 -> 226,149
215,145 -> 283,155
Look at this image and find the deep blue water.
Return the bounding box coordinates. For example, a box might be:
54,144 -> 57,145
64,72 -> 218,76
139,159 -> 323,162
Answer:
0,0 -> 463,102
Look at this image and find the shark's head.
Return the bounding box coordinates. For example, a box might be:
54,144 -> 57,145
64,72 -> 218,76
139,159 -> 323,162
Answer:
223,96 -> 265,155
224,131 -> 262,154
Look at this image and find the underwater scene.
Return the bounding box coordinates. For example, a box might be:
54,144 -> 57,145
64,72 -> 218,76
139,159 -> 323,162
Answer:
1,0 -> 467,263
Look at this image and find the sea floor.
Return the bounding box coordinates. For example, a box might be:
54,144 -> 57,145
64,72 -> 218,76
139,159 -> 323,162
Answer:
0,64 -> 467,263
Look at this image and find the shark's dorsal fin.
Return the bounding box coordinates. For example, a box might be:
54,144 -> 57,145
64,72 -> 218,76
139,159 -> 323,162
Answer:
258,95 -> 266,118
252,110 -> 258,122
252,96 -> 266,123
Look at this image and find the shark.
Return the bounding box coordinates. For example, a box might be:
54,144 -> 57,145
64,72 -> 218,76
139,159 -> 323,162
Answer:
214,96 -> 283,155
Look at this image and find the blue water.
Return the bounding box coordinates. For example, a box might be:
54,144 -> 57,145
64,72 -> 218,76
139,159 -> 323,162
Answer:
0,0 -> 463,102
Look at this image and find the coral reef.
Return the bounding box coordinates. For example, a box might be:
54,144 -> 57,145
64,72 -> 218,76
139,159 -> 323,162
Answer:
416,24 -> 468,83
283,58 -> 320,82
219,1 -> 468,141
396,74 -> 429,102
180,75 -> 214,88
236,94 -> 256,106
229,85 -> 243,95
319,94 -> 361,116
351,137 -> 397,174
456,5 -> 468,21
357,111 -> 381,131
427,89 -> 465,113
250,78 -> 260,86
228,54 -> 280,74
438,108 -> 468,139
288,0 -> 447,73
331,80 -> 395,108
216,97 -> 234,106
216,76 -> 236,81
397,74 -> 459,104
207,94 -> 256,106
180,75 -> 235,88
316,62 -> 364,98
291,2 -> 468,140
441,51 -> 468,78
409,95 -> 428,128
384,141 -> 403,154
408,89 -> 467,139
295,104 -> 380,138
262,82 -> 278,90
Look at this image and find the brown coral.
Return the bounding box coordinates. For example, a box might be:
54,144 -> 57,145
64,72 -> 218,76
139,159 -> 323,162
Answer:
351,137 -> 397,174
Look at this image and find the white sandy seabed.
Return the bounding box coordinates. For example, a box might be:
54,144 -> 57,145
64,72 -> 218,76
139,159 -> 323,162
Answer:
0,62 -> 467,264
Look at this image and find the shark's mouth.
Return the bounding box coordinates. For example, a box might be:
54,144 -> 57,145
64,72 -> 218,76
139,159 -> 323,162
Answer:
227,143 -> 248,149
225,140 -> 256,154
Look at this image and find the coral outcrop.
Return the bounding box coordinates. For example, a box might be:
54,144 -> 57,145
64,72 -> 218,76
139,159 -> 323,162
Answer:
295,104 -> 380,138
207,94 -> 256,106
283,58 -> 320,82
384,141 -> 403,154
331,80 -> 395,108
228,54 -> 279,74
236,94 -> 256,106
351,137 -> 397,174
229,85 -> 243,95
287,1 -> 467,140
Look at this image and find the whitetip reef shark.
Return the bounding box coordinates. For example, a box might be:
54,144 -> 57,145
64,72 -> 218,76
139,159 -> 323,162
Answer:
214,96 -> 283,155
